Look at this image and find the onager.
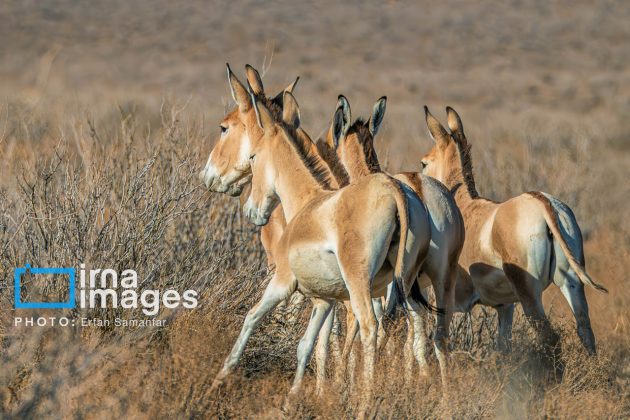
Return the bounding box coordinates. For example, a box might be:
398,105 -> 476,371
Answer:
202,83 -> 432,399
237,66 -> 355,387
206,64 -> 334,347
328,96 -> 464,381
420,106 -> 607,355
203,65 -> 383,395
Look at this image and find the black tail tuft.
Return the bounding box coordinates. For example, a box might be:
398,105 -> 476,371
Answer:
394,278 -> 407,311
410,281 -> 446,315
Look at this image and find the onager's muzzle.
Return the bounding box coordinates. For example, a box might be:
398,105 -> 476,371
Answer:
242,196 -> 275,226
199,163 -> 251,197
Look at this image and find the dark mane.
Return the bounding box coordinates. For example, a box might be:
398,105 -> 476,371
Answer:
316,139 -> 350,187
347,118 -> 381,174
451,134 -> 479,199
256,93 -> 283,122
255,92 -> 336,190
277,121 -> 336,191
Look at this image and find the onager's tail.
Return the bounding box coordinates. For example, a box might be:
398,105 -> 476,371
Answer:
529,192 -> 608,293
391,180 -> 411,302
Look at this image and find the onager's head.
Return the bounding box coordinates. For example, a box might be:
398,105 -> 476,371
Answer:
243,91 -> 302,226
331,95 -> 387,181
199,64 -> 298,196
420,106 -> 470,190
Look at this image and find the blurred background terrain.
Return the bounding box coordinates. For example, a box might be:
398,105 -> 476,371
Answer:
0,0 -> 628,417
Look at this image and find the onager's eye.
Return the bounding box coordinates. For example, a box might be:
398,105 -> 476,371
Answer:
420,160 -> 428,170
220,125 -> 228,135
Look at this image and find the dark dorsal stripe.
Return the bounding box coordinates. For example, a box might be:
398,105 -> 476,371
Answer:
254,92 -> 336,190
277,119 -> 336,191
452,136 -> 479,199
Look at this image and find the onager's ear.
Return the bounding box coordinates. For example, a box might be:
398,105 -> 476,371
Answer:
284,76 -> 300,94
446,106 -> 466,143
245,64 -> 265,96
250,88 -> 274,130
282,91 -> 301,128
424,106 -> 450,148
332,107 -> 346,149
337,95 -> 351,129
227,63 -> 250,112
271,76 -> 300,107
369,96 -> 387,137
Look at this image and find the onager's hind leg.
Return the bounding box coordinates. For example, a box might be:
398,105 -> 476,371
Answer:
372,297 -> 386,349
556,271 -> 595,354
290,298 -> 334,394
503,263 -> 560,356
338,292 -> 387,387
211,272 -> 295,391
405,291 -> 429,377
314,306 -> 336,395
342,274 -> 378,402
496,304 -> 515,353
339,302 -> 359,388
548,194 -> 596,354
350,296 -> 378,400
329,307 -> 343,364
426,263 -> 456,389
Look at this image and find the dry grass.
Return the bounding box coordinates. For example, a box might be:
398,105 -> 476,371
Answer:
1,0 -> 629,418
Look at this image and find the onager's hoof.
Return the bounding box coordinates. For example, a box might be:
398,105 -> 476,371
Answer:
282,391 -> 300,414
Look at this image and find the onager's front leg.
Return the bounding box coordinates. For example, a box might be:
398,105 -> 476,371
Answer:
211,273 -> 294,391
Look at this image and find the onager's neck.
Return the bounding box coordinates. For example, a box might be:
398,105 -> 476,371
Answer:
270,130 -> 335,221
344,158 -> 379,182
445,141 -> 479,205
342,126 -> 381,183
316,139 -> 349,187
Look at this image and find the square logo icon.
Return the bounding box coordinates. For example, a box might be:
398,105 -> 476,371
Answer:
14,264 -> 76,309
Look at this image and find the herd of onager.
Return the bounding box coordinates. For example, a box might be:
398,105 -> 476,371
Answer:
199,64 -> 607,402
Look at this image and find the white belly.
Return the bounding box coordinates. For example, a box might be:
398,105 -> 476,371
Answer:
290,246 -> 348,299
289,246 -> 393,300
